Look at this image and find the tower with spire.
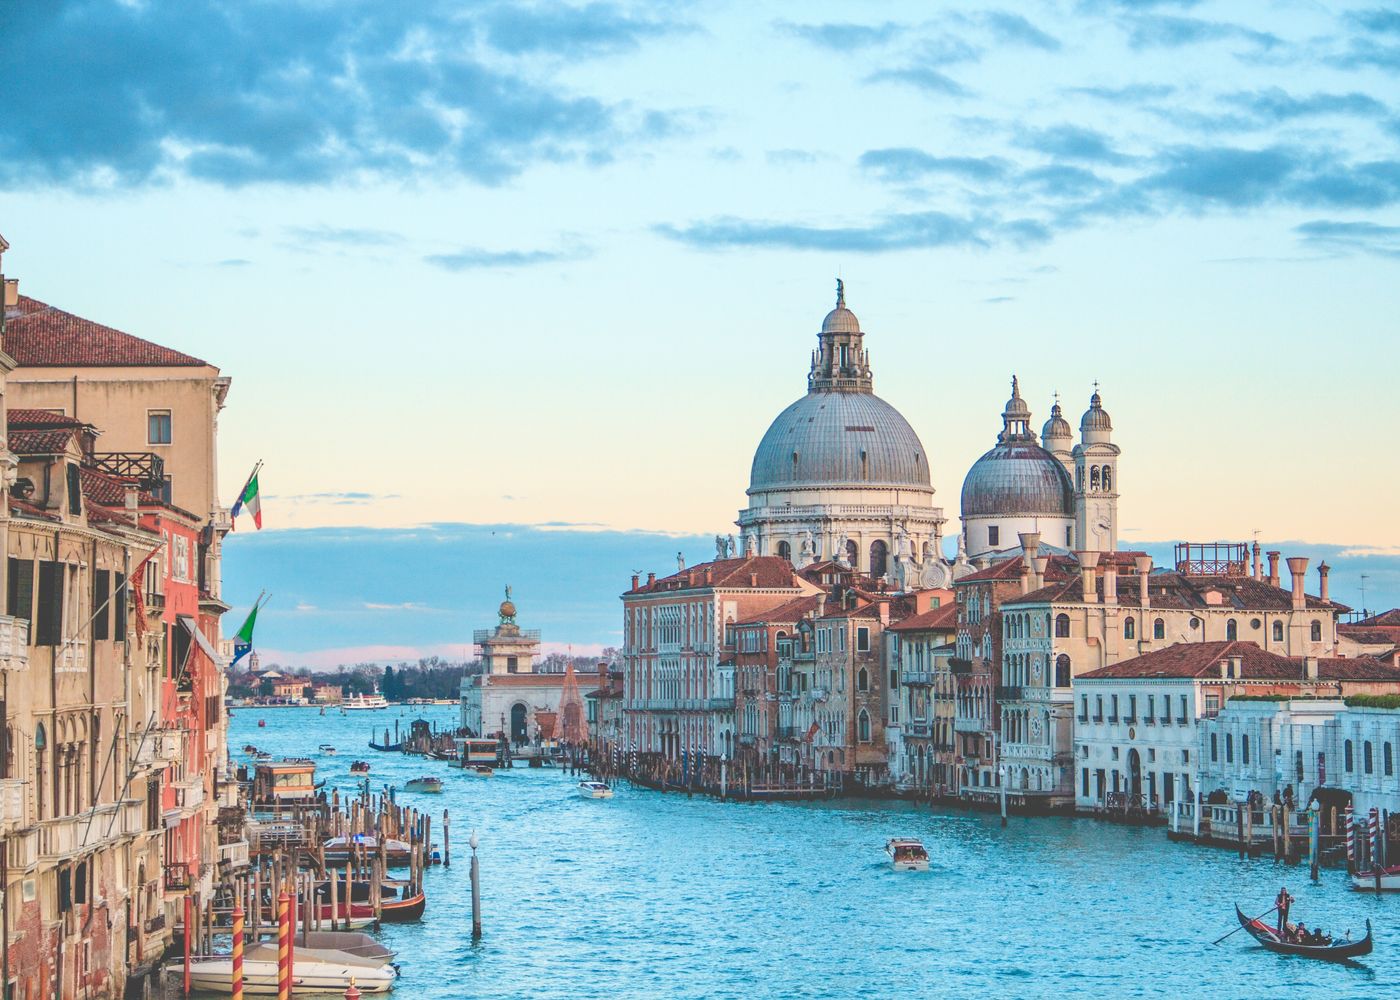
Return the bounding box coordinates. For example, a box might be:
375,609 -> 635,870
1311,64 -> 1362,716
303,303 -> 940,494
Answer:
1041,393 -> 1074,480
808,279 -> 873,392
1072,386 -> 1120,553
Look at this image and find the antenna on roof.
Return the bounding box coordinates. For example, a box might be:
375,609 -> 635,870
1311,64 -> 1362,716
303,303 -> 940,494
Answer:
1360,574 -> 1370,619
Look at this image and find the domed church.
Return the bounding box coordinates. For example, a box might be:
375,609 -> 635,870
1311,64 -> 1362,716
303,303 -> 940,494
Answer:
736,282 -> 951,588
960,378 -> 1119,560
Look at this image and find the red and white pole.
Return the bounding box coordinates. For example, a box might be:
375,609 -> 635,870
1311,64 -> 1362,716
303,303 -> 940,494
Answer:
277,888 -> 291,1000
1371,807 -> 1382,868
231,903 -> 245,1000
1345,803 -> 1355,869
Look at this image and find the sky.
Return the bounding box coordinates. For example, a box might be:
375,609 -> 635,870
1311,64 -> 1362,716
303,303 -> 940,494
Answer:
2,1 -> 1398,664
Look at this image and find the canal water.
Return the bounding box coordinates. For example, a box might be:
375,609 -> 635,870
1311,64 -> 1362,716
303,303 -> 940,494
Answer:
235,706 -> 1397,998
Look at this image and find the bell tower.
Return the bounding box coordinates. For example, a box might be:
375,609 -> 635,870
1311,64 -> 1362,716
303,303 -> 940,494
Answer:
1073,387 -> 1120,553
808,279 -> 872,393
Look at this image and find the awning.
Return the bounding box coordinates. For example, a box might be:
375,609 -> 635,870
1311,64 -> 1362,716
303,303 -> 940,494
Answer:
178,615 -> 227,670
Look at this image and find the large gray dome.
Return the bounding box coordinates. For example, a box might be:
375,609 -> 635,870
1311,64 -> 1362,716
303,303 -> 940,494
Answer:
749,391 -> 932,494
960,443 -> 1073,517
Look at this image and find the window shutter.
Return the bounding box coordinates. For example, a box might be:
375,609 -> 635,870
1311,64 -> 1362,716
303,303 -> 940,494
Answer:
114,573 -> 127,639
66,464 -> 82,516
93,570 -> 110,641
7,558 -> 34,627
36,561 -> 64,647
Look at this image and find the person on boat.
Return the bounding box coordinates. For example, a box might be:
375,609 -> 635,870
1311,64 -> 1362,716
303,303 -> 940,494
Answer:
1275,887 -> 1293,935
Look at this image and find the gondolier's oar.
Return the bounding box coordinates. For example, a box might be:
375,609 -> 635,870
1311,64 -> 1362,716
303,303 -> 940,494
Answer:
1213,905 -> 1279,945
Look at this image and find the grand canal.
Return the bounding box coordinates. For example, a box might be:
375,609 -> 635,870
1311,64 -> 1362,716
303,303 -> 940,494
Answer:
235,706 -> 1397,998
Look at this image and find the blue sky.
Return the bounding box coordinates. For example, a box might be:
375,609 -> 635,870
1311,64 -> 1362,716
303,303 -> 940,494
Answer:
2,1 -> 1398,662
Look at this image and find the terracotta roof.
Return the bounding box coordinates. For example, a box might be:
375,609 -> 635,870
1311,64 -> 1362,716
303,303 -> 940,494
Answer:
1004,570 -> 1341,612
83,503 -> 135,528
1355,609 -> 1400,628
957,553 -> 1080,584
5,295 -> 208,367
735,594 -> 823,626
9,497 -> 58,521
9,428 -> 78,455
887,602 -> 959,633
7,409 -> 85,429
627,556 -> 800,595
1078,640 -> 1400,682
1339,627 -> 1400,645
476,674 -> 568,686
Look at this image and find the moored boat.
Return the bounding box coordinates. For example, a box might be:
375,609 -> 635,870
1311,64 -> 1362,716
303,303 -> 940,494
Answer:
1350,865 -> 1400,891
885,838 -> 930,872
166,955 -> 396,994
578,780 -> 613,799
405,776 -> 443,794
1233,905 -> 1372,961
350,760 -> 370,774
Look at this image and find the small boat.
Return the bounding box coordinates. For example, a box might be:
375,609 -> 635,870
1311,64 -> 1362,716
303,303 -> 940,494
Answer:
1350,865 -> 1400,891
243,744 -> 260,755
368,739 -> 403,752
344,692 -> 390,711
578,780 -> 614,799
885,838 -> 930,872
319,744 -> 337,756
350,760 -> 370,775
167,955 -> 396,994
323,834 -> 416,866
258,719 -> 266,727
404,776 -> 443,794
315,877 -> 426,923
464,765 -> 494,777
1234,905 -> 1372,961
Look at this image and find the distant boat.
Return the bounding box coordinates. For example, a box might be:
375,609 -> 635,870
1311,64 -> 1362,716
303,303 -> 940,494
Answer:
257,719 -> 266,727
885,838 -> 930,872
319,744 -> 337,756
463,765 -> 494,777
344,693 -> 390,711
578,780 -> 613,800
404,776 -> 443,794
349,760 -> 370,775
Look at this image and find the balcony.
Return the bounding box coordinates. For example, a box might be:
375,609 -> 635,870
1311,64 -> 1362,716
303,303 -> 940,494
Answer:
38,816 -> 83,860
804,688 -> 828,704
210,506 -> 233,534
902,671 -> 934,686
218,839 -> 250,869
0,616 -> 29,672
905,721 -> 931,738
0,778 -> 26,833
172,777 -> 206,817
57,639 -> 87,674
953,717 -> 984,734
7,829 -> 37,870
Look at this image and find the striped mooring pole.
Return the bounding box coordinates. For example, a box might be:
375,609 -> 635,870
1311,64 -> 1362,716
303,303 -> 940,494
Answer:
277,889 -> 291,1000
1371,808 -> 1382,867
231,904 -> 245,1000
1345,803 -> 1355,870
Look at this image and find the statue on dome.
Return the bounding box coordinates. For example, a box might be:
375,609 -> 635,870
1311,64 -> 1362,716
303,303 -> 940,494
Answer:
835,534 -> 851,568
727,534 -> 737,558
799,529 -> 815,565
743,534 -> 756,557
715,534 -> 727,559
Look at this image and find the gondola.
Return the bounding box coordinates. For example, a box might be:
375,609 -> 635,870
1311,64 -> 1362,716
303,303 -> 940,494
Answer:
1234,905 -> 1372,961
367,740 -> 403,752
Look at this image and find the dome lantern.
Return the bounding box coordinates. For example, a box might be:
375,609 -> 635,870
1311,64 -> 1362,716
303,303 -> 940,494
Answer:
809,279 -> 872,392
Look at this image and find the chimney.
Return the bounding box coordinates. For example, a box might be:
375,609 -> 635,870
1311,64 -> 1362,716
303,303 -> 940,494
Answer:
1229,655 -> 1243,677
1031,556 -> 1049,591
631,573 -> 640,591
1019,561 -> 1031,595
123,483 -> 140,513
1078,551 -> 1100,604
749,572 -> 759,587
877,598 -> 890,626
705,566 -> 714,585
1251,541 -> 1262,581
1135,555 -> 1153,610
816,593 -> 827,617
1103,563 -> 1118,605
677,552 -> 686,572
1266,551 -> 1280,588
1019,531 -> 1040,593
646,572 -> 656,587
1287,556 -> 1308,610
1318,562 -> 1330,603
1304,656 -> 1319,681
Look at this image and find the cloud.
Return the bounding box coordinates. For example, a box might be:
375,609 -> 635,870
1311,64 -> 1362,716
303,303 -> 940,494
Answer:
1020,165 -> 1110,198
423,245 -> 582,270
864,67 -> 971,97
362,601 -> 429,611
978,11 -> 1060,51
766,148 -> 822,166
217,258 -> 253,268
1068,83 -> 1176,103
1016,125 -> 1134,165
983,295 -> 1016,304
1294,220 -> 1400,259
1220,88 -> 1389,124
775,20 -> 902,50
0,2 -> 678,189
1346,8 -> 1400,35
1121,15 -> 1281,51
655,210 -> 1048,253
283,225 -> 405,248
858,148 -> 1010,183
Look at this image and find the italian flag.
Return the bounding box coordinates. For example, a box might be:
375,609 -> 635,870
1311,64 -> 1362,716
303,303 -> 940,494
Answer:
231,464 -> 263,530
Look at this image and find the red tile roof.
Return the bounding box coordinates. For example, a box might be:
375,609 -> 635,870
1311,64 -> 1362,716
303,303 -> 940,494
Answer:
7,409 -> 86,429
1355,610 -> 1400,627
957,553 -> 1080,584
735,594 -> 823,626
627,556 -> 800,595
9,428 -> 79,455
1340,627 -> 1400,645
1078,640 -> 1400,682
9,497 -> 58,521
5,295 -> 208,367
888,601 -> 959,633
1004,570 -> 1341,612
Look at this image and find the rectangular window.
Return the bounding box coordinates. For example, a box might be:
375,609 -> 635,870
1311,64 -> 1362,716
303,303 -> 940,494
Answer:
93,570 -> 110,641
1082,767 -> 1089,797
148,409 -> 172,445
66,464 -> 82,516
1079,695 -> 1088,723
1127,695 -> 1136,722
839,628 -> 846,652
114,572 -> 127,639
1178,695 -> 1188,724
1182,748 -> 1190,765
35,561 -> 64,646
1109,695 -> 1119,723
988,526 -> 1000,547
7,558 -> 34,626
856,627 -> 870,652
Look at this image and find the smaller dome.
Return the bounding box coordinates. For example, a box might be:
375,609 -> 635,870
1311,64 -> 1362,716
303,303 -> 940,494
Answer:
1080,390 -> 1112,432
499,600 -> 516,619
1042,400 -> 1072,441
821,306 -> 860,334
1003,377 -> 1030,419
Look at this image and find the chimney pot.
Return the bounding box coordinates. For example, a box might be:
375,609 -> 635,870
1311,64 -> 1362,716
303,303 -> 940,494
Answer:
647,572 -> 656,587
631,574 -> 639,591
1135,556 -> 1153,610
749,572 -> 758,587
1251,541 -> 1262,581
1031,556 -> 1049,591
1266,551 -> 1281,588
1318,562 -> 1330,603
1104,564 -> 1118,605
1287,556 -> 1309,610
1304,656 -> 1319,681
816,594 -> 827,617
1077,551 -> 1100,603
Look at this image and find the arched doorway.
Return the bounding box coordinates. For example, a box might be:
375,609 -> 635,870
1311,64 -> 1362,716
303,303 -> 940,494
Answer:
1127,748 -> 1142,800
870,540 -> 888,578
844,539 -> 859,568
510,703 -> 528,744
777,540 -> 791,561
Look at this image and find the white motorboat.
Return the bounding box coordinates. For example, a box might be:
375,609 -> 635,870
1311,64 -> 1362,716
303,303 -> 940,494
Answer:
344,692 -> 390,711
319,744 -> 337,755
167,955 -> 396,994
885,838 -> 930,872
578,780 -> 614,799
1351,866 -> 1400,891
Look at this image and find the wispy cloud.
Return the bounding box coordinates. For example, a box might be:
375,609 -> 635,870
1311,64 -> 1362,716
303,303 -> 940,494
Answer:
655,210 -> 1047,253
1294,220 -> 1400,259
1121,15 -> 1281,52
1016,125 -> 1135,165
423,245 -> 583,270
859,148 -> 1010,183
774,20 -> 903,50
864,67 -> 971,97
283,225 -> 405,248
977,11 -> 1060,51
480,3 -> 688,56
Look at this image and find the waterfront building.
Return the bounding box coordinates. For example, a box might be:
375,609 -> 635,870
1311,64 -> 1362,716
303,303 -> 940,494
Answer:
312,683 -> 344,704
736,283 -> 951,587
733,594 -> 822,778
270,677 -> 310,703
886,600 -> 958,793
1000,544 -> 1344,809
621,556 -> 817,761
460,588 -> 571,745
1074,642 -> 1400,812
1338,608 -> 1400,661
584,665 -> 624,760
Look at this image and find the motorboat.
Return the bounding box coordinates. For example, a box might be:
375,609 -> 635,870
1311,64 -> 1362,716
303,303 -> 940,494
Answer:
404,776 -> 443,794
1350,865 -> 1400,891
167,954 -> 397,994
350,760 -> 370,775
323,834 -> 416,866
319,744 -> 337,756
578,780 -> 614,799
345,692 -> 390,711
464,765 -> 494,777
885,838 -> 930,872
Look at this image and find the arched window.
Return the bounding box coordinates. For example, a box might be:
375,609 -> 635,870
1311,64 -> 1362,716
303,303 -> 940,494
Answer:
1272,621 -> 1284,642
1345,739 -> 1354,772
1364,741 -> 1374,774
1386,743 -> 1394,777
869,540 -> 888,578
1102,466 -> 1112,491
1153,618 -> 1165,640
844,539 -> 858,568
1055,654 -> 1071,687
1226,619 -> 1238,641
1310,620 -> 1322,642
857,668 -> 869,692
1242,734 -> 1249,764
1225,733 -> 1234,763
857,710 -> 871,743
1055,614 -> 1070,638
776,541 -> 791,561
1124,617 -> 1135,640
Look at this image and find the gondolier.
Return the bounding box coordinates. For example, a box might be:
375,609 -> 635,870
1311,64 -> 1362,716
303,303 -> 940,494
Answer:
1275,886 -> 1293,935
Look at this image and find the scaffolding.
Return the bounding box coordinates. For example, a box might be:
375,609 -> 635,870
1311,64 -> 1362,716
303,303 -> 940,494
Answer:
1174,541 -> 1249,577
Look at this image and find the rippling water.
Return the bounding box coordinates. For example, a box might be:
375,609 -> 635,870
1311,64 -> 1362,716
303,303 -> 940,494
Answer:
235,706 -> 1396,998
